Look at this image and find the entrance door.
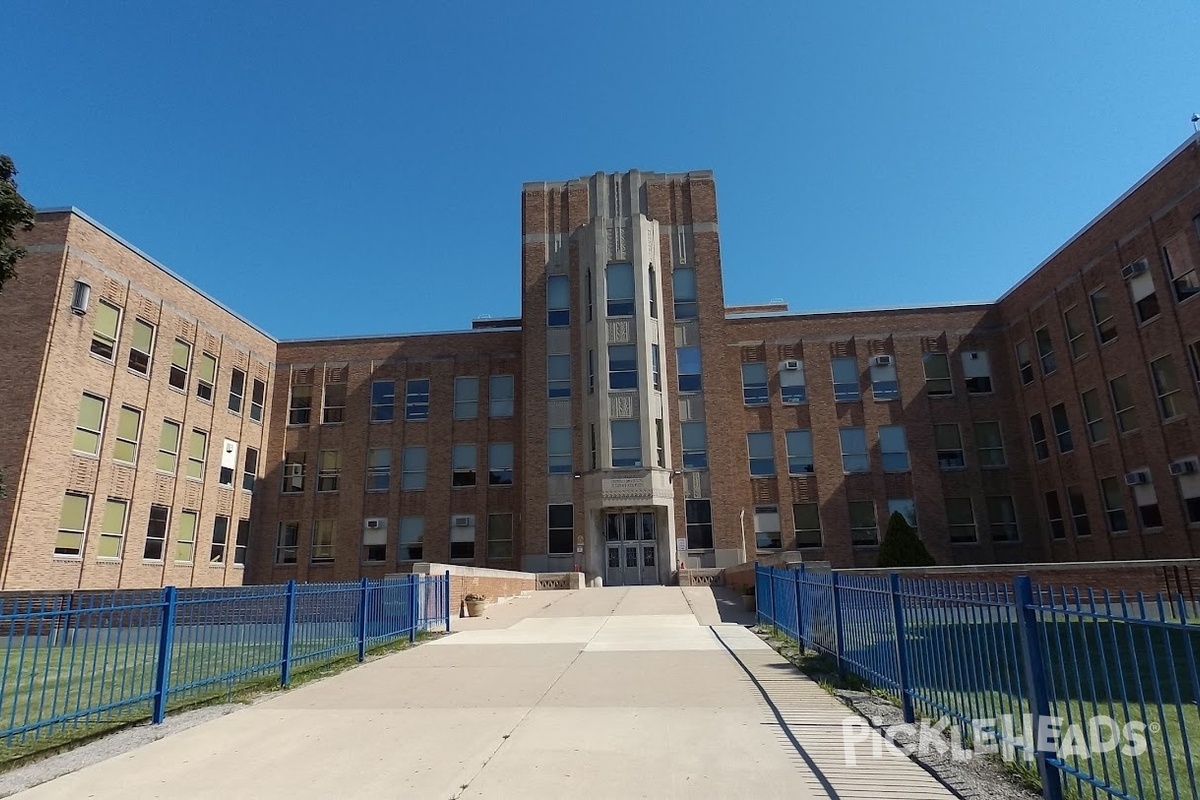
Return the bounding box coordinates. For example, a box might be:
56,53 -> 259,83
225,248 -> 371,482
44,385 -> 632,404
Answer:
604,512 -> 658,586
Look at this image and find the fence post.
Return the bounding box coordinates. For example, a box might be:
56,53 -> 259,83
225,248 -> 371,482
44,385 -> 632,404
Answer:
1014,576 -> 1064,800
793,567 -> 804,653
357,577 -> 370,662
831,572 -> 846,682
444,570 -> 452,633
280,580 -> 297,687
768,566 -> 777,635
152,586 -> 178,724
889,573 -> 915,724
408,575 -> 418,644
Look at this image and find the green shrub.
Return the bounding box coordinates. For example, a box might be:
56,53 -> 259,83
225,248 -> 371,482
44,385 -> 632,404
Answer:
876,512 -> 935,568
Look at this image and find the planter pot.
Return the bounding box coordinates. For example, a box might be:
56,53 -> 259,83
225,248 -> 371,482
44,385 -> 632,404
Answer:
741,595 -> 756,612
465,599 -> 487,617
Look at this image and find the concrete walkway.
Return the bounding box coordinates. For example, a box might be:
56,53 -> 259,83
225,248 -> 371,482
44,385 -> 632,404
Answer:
16,587 -> 956,799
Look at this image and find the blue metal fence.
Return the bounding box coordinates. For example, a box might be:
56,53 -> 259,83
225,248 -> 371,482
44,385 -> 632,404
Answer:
0,572 -> 450,757
756,564 -> 1200,800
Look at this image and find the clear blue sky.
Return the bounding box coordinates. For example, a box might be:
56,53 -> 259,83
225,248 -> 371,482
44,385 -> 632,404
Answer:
5,2 -> 1199,340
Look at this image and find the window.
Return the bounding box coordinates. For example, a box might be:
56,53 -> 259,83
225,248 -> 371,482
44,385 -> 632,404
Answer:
157,420 -> 181,473
879,425 -> 909,472
234,520 -> 249,565
405,379 -> 430,420
219,439 -> 237,486
55,492 -> 90,557
74,393 -> 106,456
1109,374 -> 1139,433
186,430 -> 207,481
1034,328 -> 1056,375
586,269 -> 594,321
452,444 -> 477,487
1150,356 -> 1184,420
196,353 -> 217,402
98,496 -> 127,561
923,353 -> 952,396
1192,341 -> 1200,397
311,520 -> 334,563
793,503 -> 821,548
275,522 -> 299,564
606,262 -> 635,317
831,357 -> 860,401
741,362 -> 768,405
608,345 -> 638,390
849,501 -> 878,545
839,427 -> 868,473
654,419 -> 665,468
590,424 -> 597,470
362,518 -> 387,562
175,510 -> 197,562
489,375 -> 514,417
547,274 -> 570,326
454,376 -> 479,420
282,451 -> 305,493
588,350 -> 595,394
242,447 -> 258,492
90,300 -> 121,359
548,505 -> 574,554
1131,475 -> 1163,529
1081,389 -> 1107,443
610,420 -> 642,468
487,514 -> 514,559
322,382 -> 346,423
548,355 -> 571,398
228,368 -> 245,413
1100,477 -> 1128,533
752,506 -> 782,550
169,339 -> 191,390
210,515 -> 229,564
1090,289 -> 1117,344
1045,491 -> 1065,539
673,267 -> 697,319
1014,341 -> 1034,385
1163,232 -> 1200,302
399,517 -> 424,561
1068,486 -> 1091,537
1176,463 -> 1200,525
974,421 -> 1005,467
784,429 -> 814,475
113,406 -> 142,464
888,498 -> 918,531
449,516 -> 475,560
746,432 -> 775,476
946,498 -> 977,543
1126,260 -> 1160,323
489,442 -> 514,486
367,448 -> 390,491
1050,404 -> 1073,453
250,378 -> 265,422
651,344 -> 661,391
681,422 -> 708,470
779,360 -> 806,403
869,358 -> 899,400
986,496 -> 1019,542
288,384 -> 312,425
1029,413 -> 1049,461
317,450 -> 340,492
648,266 -> 658,319
144,504 -> 169,561
685,499 -> 713,549
128,319 -> 154,375
934,424 -> 965,470
1064,306 -> 1089,359
961,351 -> 992,393
371,380 -> 395,422
549,428 -> 573,474
678,347 -> 702,392
402,446 -> 427,490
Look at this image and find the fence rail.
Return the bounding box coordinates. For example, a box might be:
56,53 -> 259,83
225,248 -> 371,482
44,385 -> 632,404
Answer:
0,573 -> 450,759
756,564 -> 1200,800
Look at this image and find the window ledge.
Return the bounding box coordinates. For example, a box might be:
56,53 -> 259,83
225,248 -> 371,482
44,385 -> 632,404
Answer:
142,559 -> 164,565
167,386 -> 188,396
1142,526 -> 1165,535
52,555 -> 83,562
966,392 -> 994,398
208,563 -> 226,569
72,451 -> 101,461
196,398 -> 213,406
227,409 -> 244,418
320,421 -> 345,427
88,352 -> 116,367
1164,414 -> 1188,425
127,368 -> 150,380
96,557 -> 121,564
1137,315 -> 1161,328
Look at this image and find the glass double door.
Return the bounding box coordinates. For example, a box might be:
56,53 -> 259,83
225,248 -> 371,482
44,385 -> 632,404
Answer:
604,511 -> 659,586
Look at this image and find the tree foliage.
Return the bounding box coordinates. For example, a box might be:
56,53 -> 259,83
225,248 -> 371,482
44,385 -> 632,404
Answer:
1,153 -> 37,295
876,511 -> 936,568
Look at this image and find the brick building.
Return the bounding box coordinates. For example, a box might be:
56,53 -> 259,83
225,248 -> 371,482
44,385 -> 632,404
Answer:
2,134 -> 1198,589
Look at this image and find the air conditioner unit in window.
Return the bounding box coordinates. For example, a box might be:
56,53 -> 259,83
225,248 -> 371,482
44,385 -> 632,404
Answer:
1121,260 -> 1148,280
781,359 -> 800,371
872,355 -> 893,368
967,351 -> 981,360
70,280 -> 92,315
365,518 -> 384,529
1124,470 -> 1149,486
1169,459 -> 1198,477
453,515 -> 473,527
